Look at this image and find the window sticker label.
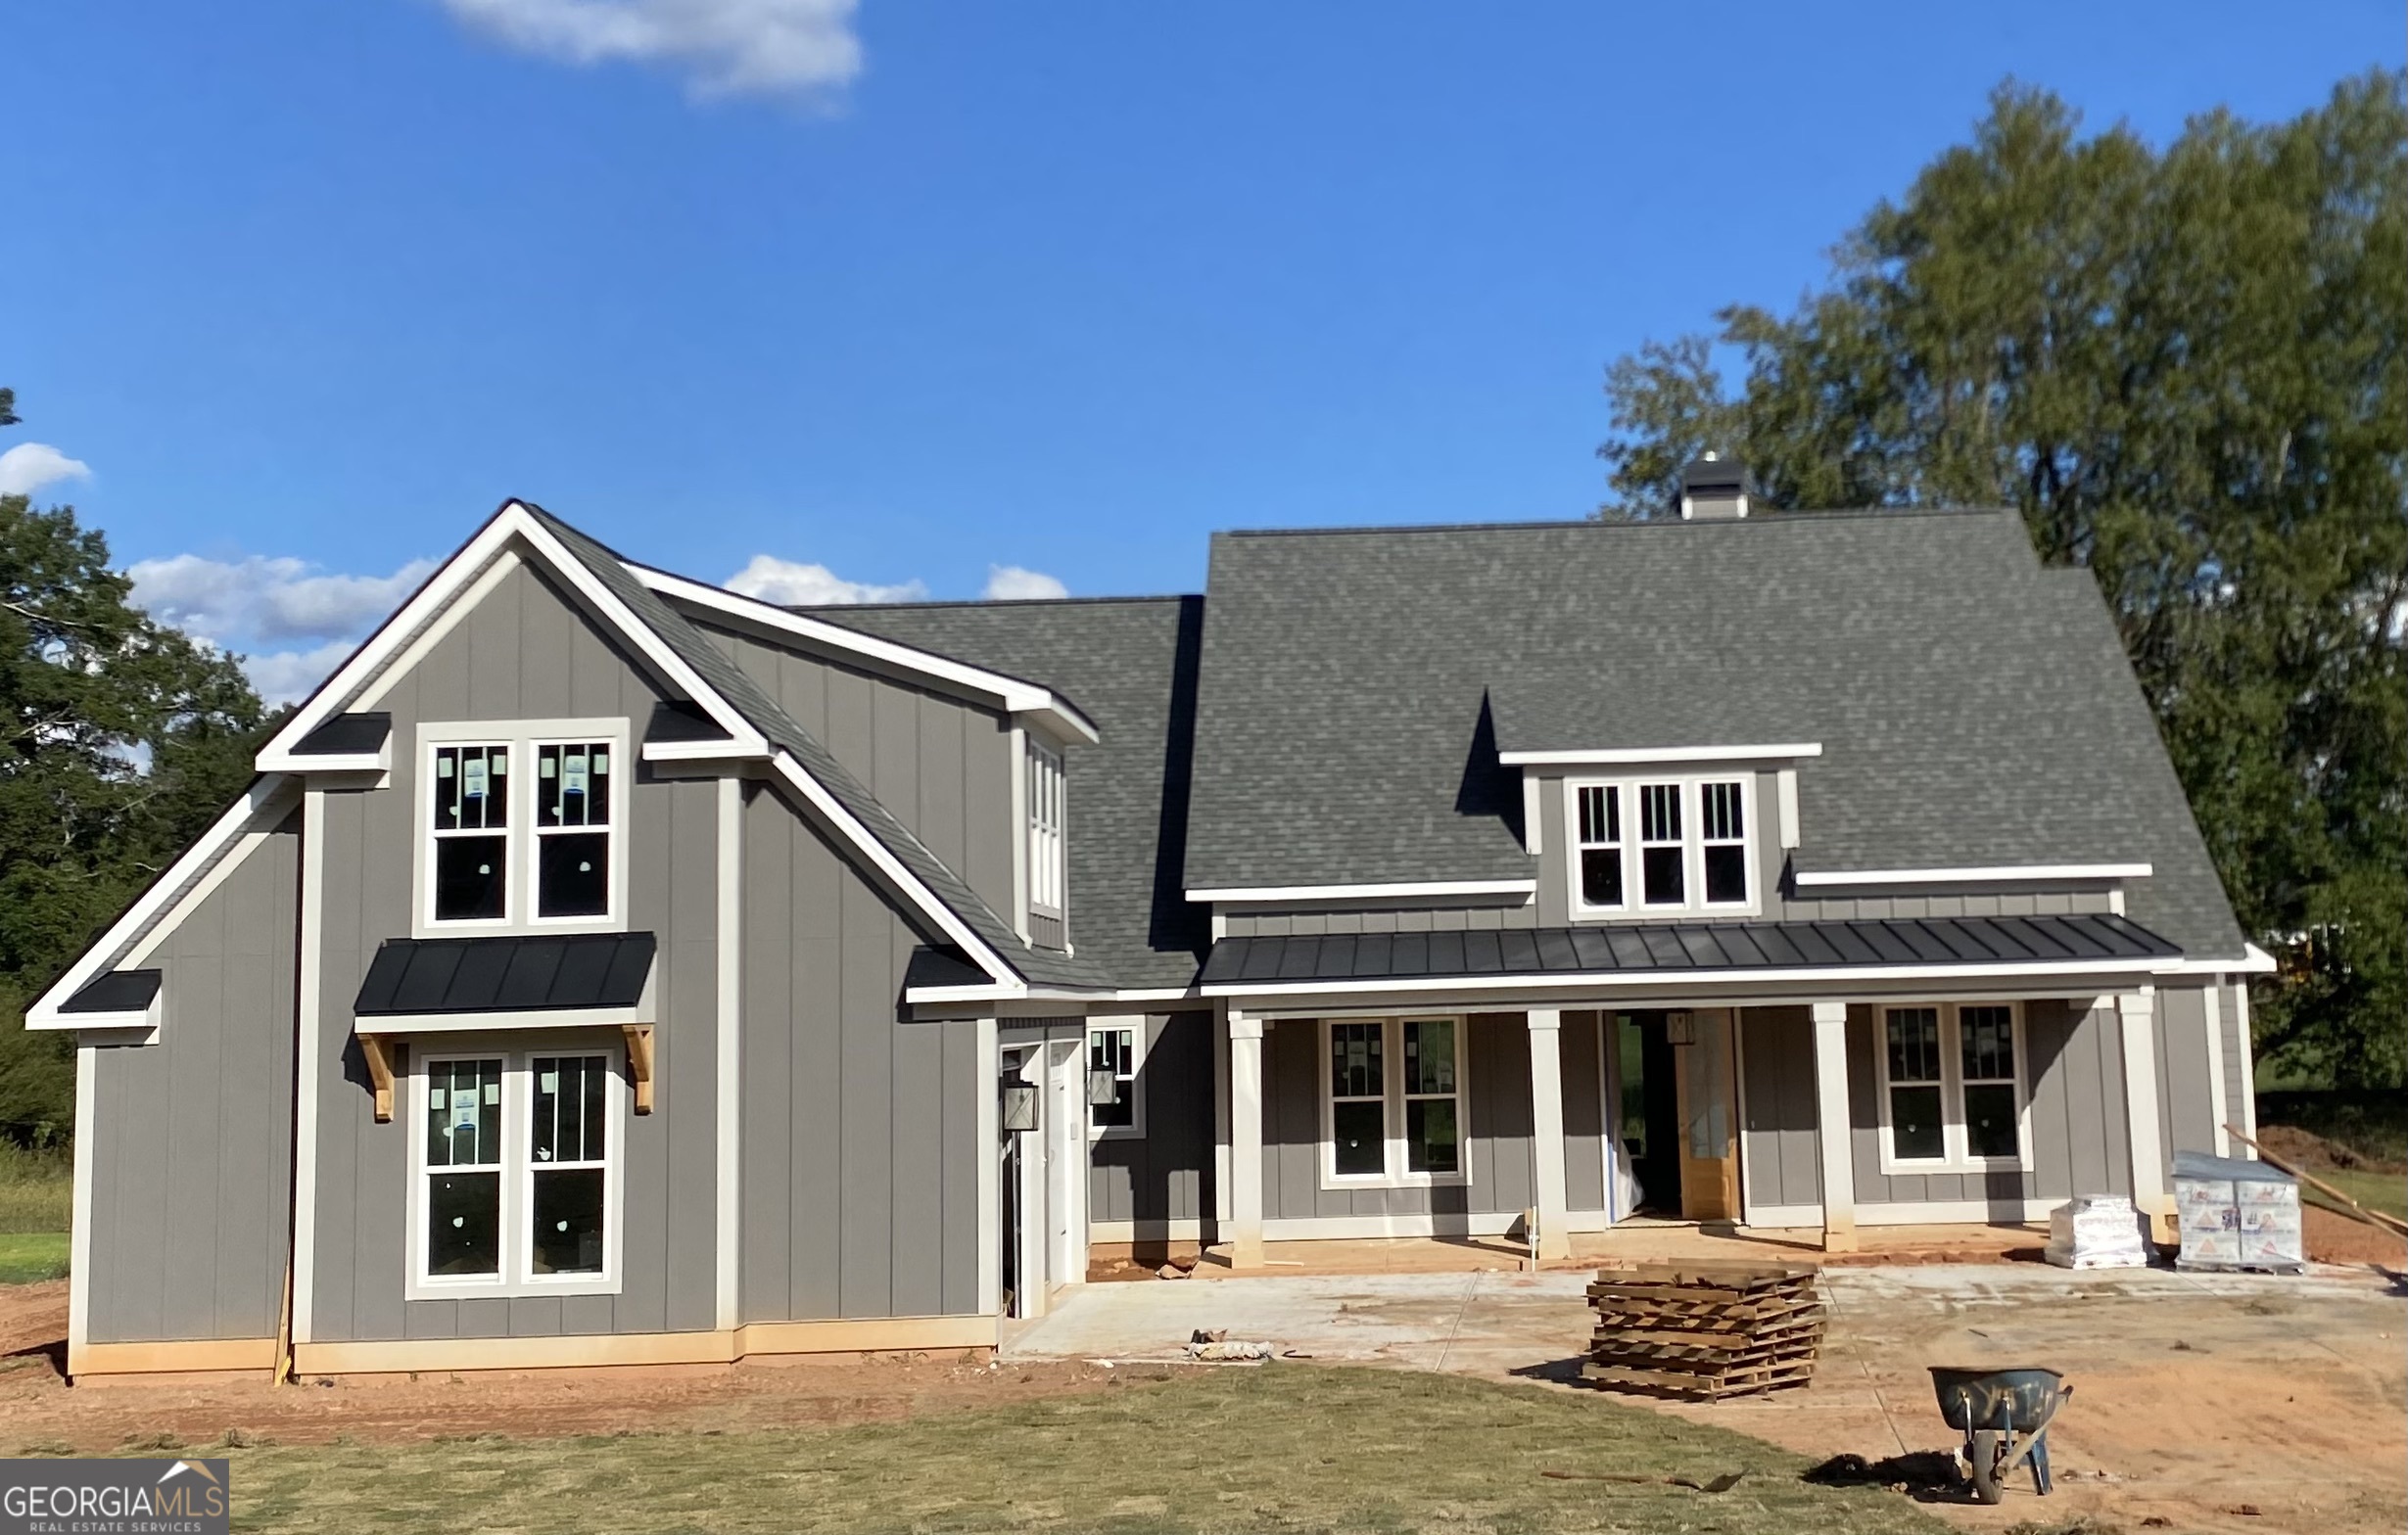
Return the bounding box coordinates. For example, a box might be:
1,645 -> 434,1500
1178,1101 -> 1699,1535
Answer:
463,759 -> 488,799
484,1081 -> 501,1105
452,1096 -> 480,1134
563,753 -> 589,794
540,1071 -> 559,1095
429,1088 -> 448,1110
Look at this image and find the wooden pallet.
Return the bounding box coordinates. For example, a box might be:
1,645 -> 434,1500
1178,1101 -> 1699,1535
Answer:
1578,1260 -> 1827,1402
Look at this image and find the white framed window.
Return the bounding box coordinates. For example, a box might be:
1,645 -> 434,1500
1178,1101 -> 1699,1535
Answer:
1027,740 -> 1065,921
1565,776 -> 1760,918
412,1044 -> 625,1298
1318,1016 -> 1469,1188
416,719 -> 630,936
1087,1023 -> 1145,1139
1875,1001 -> 2032,1173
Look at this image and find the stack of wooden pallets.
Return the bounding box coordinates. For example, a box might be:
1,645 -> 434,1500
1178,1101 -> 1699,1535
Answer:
1580,1260 -> 1825,1401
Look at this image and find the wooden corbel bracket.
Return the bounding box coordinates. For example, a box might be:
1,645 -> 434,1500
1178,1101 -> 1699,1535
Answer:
622,1024 -> 656,1114
360,1034 -> 397,1123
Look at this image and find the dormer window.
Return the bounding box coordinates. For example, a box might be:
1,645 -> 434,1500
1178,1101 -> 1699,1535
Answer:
419,720 -> 629,936
1568,776 -> 1758,918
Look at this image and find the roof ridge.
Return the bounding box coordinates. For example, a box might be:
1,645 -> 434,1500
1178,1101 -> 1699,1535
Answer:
1216,505 -> 2017,539
804,593 -> 1198,612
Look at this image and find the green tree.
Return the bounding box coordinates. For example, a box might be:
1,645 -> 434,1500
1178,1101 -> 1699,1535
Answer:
1,394 -> 278,1141
1599,73 -> 2408,1087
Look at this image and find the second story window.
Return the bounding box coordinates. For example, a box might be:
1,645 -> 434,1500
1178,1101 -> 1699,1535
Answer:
1568,776 -> 1757,918
1028,740 -> 1065,922
421,721 -> 628,934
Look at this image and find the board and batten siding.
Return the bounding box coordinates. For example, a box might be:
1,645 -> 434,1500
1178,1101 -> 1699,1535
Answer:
306,560 -> 722,1341
1258,1013 -> 1535,1221
84,815 -> 301,1344
738,780 -> 985,1323
1558,1011 -> 1609,1213
1833,1000 -> 2133,1210
2154,983 -> 2225,1163
1087,1012 -> 1214,1229
701,625 -> 1018,927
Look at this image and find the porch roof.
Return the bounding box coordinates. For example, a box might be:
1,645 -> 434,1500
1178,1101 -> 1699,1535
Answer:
1197,911 -> 2179,987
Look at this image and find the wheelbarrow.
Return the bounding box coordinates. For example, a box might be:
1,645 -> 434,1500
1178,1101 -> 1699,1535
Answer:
1927,1366 -> 2071,1505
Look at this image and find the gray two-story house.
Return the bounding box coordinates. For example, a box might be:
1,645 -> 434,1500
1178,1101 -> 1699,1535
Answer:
33,472 -> 2268,1379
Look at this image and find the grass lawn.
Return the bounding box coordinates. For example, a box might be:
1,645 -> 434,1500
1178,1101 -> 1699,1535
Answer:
152,1367 -> 1946,1535
0,1233 -> 68,1285
2304,1167 -> 2408,1224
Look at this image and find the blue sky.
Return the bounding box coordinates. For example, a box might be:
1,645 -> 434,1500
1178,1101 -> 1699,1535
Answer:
5,2 -> 2398,699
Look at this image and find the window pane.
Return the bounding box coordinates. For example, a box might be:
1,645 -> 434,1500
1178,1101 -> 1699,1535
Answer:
1701,781 -> 1744,840
1088,1029 -> 1135,1127
1403,1021 -> 1455,1094
1580,848 -> 1624,907
436,745 -> 509,830
1330,1024 -> 1382,1099
1640,783 -> 1681,841
531,1168 -> 607,1274
1961,1006 -> 2014,1082
427,1059 -> 503,1167
435,835 -> 508,921
1703,844 -> 1748,904
1889,1086 -> 1945,1160
1964,1084 -> 2020,1159
533,1055 -> 607,1164
1641,846 -> 1685,905
538,832 -> 611,917
428,1172 -> 499,1276
1332,1100 -> 1386,1176
1886,1008 -> 1941,1083
538,743 -> 612,829
1406,1097 -> 1459,1174
1578,785 -> 1619,845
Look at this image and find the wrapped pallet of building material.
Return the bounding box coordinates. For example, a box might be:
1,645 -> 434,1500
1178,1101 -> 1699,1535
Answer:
2043,1194 -> 2150,1269
2172,1150 -> 2304,1274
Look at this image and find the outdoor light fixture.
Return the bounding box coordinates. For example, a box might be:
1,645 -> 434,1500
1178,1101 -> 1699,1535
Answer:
999,1081 -> 1038,1133
1666,1009 -> 1697,1046
1087,1067 -> 1121,1107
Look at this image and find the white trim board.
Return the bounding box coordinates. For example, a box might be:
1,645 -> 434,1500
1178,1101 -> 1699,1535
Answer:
1498,743 -> 1822,767
1205,954 -> 2183,1000
1187,879 -> 1537,904
1792,863 -> 2151,886
635,565 -> 1101,744
27,777 -> 301,1028
1744,1199 -> 2060,1230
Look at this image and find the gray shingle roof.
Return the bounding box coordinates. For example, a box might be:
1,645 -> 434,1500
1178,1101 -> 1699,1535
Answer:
1187,508 -> 2245,957
814,597 -> 1212,991
529,508 -> 1112,992
1201,912 -> 2181,987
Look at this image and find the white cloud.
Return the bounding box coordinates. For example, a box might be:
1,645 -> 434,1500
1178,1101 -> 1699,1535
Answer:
982,564 -> 1068,601
128,552 -> 439,646
726,553 -> 926,606
237,640 -> 363,709
0,442 -> 92,497
439,0 -> 862,99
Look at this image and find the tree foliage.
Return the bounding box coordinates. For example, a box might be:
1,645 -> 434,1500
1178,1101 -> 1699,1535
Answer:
1,394 -> 277,1141
1599,73 -> 2408,1086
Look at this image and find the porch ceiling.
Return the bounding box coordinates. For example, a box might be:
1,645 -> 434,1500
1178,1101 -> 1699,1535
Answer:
1198,911 -> 2179,987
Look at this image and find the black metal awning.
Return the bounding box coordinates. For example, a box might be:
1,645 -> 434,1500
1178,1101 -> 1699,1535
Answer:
64,969 -> 164,1013
354,932 -> 656,1016
1198,912 -> 2179,989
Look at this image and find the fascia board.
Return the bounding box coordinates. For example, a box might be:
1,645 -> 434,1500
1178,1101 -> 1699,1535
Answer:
1203,954 -> 2178,1000
27,777 -> 297,1028
766,753 -> 1019,989
356,1006 -> 652,1032
1497,744 -> 1823,766
1187,879 -> 1537,904
637,567 -> 1102,744
1792,863 -> 2153,886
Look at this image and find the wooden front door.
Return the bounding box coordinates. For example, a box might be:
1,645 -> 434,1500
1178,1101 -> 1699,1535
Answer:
1674,1008 -> 1742,1222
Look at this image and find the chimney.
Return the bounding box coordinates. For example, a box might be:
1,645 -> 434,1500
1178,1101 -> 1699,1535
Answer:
1677,453 -> 1749,520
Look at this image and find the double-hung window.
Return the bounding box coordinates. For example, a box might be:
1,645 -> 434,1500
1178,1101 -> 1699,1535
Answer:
1878,1002 -> 2028,1171
416,1047 -> 623,1295
1567,777 -> 1757,916
1087,1024 -> 1143,1137
1322,1017 -> 1466,1186
420,721 -> 628,934
1026,740 -> 1066,938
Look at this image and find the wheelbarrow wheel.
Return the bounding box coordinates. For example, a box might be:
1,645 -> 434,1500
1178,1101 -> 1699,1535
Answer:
1966,1430 -> 2007,1505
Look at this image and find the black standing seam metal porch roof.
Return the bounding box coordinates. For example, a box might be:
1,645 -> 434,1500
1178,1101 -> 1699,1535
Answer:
1197,912 -> 2181,988
354,932 -> 657,1016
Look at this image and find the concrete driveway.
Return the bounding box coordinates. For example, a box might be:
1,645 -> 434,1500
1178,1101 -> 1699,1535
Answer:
1008,1262 -> 2408,1534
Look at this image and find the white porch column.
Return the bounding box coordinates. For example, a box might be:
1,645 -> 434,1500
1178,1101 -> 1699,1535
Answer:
2117,989 -> 2172,1224
1227,1008 -> 1265,1269
1525,1009 -> 1573,1261
1810,1000 -> 1857,1253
